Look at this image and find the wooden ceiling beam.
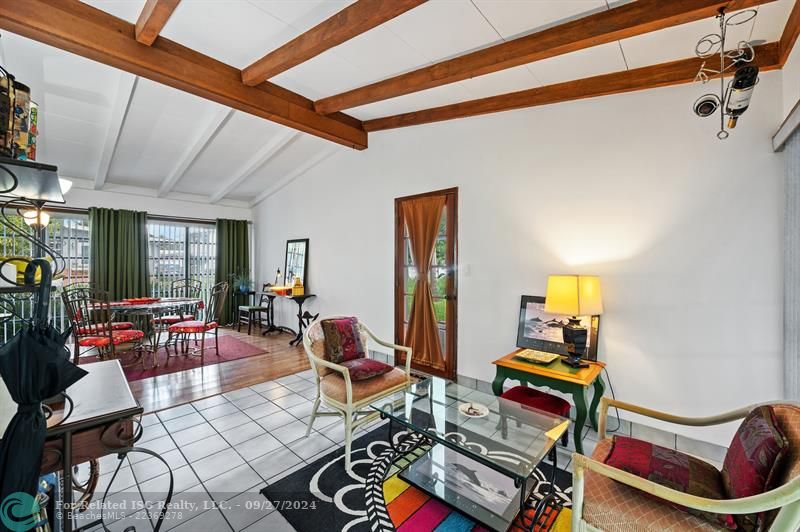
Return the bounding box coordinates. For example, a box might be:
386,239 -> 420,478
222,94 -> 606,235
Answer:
0,0 -> 367,150
242,0 -> 426,86
135,0 -> 180,46
779,0 -> 800,65
314,0 -> 778,115
363,42 -> 781,132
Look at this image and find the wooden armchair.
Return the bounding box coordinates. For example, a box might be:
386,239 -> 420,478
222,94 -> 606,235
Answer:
302,316 -> 412,471
571,398 -> 800,531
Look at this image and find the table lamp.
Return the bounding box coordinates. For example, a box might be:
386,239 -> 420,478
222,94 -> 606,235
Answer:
544,275 -> 603,368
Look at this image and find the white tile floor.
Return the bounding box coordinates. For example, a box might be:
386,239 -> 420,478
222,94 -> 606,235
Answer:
71,367 -> 723,531
75,368 -> 388,532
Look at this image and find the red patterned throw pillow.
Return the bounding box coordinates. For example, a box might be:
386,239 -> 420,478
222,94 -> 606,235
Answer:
321,317 -> 365,364
722,406 -> 788,531
604,436 -> 736,529
340,358 -> 393,381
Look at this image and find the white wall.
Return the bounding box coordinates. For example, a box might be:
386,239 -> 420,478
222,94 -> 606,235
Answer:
254,73 -> 785,446
60,178 -> 252,220
783,41 -> 800,120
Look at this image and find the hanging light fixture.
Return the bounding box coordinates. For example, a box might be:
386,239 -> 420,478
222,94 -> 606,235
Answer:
692,8 -> 760,140
58,177 -> 72,195
22,208 -> 49,228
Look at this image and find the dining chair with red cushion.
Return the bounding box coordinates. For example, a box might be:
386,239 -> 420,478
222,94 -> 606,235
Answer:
74,322 -> 135,335
154,278 -> 203,326
167,281 -> 228,364
62,287 -> 145,364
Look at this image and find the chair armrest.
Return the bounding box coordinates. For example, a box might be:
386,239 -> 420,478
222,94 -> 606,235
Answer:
306,351 -> 350,379
359,322 -> 413,376
597,397 -> 755,439
305,350 -> 357,403
573,453 -> 800,515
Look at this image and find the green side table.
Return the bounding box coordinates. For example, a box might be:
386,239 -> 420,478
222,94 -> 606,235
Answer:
492,349 -> 607,455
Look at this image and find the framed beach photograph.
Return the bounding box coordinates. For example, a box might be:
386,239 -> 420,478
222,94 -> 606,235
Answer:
516,295 -> 600,360
400,447 -> 523,530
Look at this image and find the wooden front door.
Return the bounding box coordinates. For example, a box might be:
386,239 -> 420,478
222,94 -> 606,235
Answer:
394,188 -> 457,379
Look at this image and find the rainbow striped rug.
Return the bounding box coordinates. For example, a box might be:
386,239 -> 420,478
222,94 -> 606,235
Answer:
373,435 -> 571,531
262,425 -> 573,531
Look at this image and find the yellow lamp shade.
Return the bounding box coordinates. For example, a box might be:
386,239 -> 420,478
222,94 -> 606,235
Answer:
544,275 -> 603,316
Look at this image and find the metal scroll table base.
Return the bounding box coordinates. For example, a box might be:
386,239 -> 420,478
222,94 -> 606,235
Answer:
261,294 -> 319,346
381,415 -> 562,532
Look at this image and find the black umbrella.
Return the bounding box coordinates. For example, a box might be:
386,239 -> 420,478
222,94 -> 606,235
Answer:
0,259 -> 87,508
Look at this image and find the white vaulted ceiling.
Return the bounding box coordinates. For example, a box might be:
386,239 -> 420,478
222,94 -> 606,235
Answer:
0,0 -> 795,206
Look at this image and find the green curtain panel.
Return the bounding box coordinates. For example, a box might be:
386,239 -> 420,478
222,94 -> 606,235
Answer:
89,207 -> 150,300
216,218 -> 250,325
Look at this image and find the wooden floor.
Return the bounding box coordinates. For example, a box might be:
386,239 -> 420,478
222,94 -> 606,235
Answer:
128,327 -> 310,413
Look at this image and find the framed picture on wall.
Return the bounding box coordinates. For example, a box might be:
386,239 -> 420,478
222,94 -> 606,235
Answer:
516,295 -> 600,360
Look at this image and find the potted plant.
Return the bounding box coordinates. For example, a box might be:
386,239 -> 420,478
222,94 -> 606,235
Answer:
230,271 -> 252,294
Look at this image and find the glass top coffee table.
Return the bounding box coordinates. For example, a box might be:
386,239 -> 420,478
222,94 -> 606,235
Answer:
370,377 -> 570,531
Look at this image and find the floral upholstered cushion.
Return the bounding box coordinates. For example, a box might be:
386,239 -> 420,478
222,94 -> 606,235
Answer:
168,320 -> 218,333
78,336 -> 111,348
721,406 -> 788,530
604,436 -> 736,529
78,329 -> 145,347
586,439 -> 729,531
321,317 -> 365,364
76,321 -> 134,335
340,358 -> 393,381
155,314 -> 195,324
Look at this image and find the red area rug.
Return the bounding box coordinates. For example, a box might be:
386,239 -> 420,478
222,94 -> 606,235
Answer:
80,335 -> 266,382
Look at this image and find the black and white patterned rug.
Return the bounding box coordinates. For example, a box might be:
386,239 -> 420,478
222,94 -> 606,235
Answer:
261,423 -> 572,532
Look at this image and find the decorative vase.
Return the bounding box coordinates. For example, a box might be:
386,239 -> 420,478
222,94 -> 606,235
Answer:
561,317 -> 587,355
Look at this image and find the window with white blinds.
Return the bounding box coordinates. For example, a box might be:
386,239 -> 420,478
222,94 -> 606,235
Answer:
147,221 -> 216,303
0,212 -> 90,340
0,214 -> 217,341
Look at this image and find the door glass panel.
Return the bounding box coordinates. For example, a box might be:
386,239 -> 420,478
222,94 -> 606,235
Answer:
430,267 -> 447,297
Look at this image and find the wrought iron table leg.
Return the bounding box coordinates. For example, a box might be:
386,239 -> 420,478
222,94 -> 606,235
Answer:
62,432 -> 73,532
385,416 -> 404,453
527,445 -> 561,531
73,447 -> 174,532
289,299 -> 307,346
289,301 -> 318,346
515,476 -> 528,523
73,420 -> 174,532
261,296 -> 296,337
148,310 -> 162,368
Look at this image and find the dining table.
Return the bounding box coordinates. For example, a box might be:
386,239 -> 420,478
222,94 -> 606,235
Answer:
106,297 -> 203,368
